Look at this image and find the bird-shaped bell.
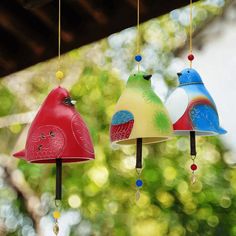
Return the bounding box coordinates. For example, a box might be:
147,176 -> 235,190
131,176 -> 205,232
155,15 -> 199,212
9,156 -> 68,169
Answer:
13,86 -> 94,201
165,68 -> 226,182
110,72 -> 173,200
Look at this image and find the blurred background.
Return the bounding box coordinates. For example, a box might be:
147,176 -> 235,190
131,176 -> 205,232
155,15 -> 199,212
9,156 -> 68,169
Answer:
0,0 -> 236,235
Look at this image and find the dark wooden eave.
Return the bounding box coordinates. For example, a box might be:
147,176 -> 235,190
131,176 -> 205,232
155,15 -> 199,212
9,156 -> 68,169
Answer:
0,0 -> 198,77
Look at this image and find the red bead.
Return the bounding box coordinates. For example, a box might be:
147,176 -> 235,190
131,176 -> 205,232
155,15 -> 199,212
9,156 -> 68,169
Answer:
191,164 -> 197,171
188,54 -> 194,61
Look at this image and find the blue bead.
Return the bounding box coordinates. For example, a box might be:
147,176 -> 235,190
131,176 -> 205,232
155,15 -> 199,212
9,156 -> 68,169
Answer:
135,55 -> 142,62
136,179 -> 143,187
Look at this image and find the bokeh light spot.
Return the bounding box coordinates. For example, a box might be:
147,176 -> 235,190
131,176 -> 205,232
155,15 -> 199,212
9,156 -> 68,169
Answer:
156,191 -> 174,208
88,166 -> 109,187
207,215 -> 219,227
68,194 -> 82,208
220,196 -> 231,208
163,166 -> 177,181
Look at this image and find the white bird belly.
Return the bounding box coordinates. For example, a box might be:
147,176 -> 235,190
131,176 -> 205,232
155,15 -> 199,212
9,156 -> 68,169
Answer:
165,87 -> 189,124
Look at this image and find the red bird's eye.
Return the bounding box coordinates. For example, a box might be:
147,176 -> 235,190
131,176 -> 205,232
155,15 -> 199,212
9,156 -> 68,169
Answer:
63,97 -> 74,106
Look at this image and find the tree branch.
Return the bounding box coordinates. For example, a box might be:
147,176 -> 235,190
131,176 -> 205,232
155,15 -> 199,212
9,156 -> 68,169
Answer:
0,155 -> 43,235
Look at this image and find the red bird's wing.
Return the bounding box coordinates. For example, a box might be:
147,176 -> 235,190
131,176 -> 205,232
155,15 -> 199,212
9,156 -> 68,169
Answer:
71,114 -> 94,155
26,125 -> 66,162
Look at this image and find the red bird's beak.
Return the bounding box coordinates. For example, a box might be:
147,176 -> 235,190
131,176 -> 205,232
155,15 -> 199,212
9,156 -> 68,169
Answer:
13,149 -> 26,158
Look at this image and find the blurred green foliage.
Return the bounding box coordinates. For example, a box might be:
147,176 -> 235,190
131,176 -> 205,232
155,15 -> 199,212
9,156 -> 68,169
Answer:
0,1 -> 235,236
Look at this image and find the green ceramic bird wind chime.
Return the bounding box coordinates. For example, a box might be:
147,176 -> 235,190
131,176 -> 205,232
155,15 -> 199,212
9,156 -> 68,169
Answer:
110,0 -> 173,200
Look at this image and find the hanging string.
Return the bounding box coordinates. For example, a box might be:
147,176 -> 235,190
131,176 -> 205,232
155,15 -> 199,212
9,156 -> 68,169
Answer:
136,0 -> 140,55
133,0 -> 143,201
54,0 -> 63,209
134,0 -> 142,71
55,0 -> 64,83
187,0 -> 194,68
52,1 -> 63,235
58,0 -> 61,67
188,1 -> 197,184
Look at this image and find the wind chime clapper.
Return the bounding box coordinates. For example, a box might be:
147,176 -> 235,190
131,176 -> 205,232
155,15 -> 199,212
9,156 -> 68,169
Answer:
190,131 -> 197,183
110,69 -> 173,201
54,158 -> 62,236
135,137 -> 143,201
165,0 -> 226,185
55,158 -> 62,201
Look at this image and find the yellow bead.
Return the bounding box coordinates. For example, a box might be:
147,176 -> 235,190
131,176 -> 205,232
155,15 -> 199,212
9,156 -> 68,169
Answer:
53,211 -> 61,219
56,70 -> 64,80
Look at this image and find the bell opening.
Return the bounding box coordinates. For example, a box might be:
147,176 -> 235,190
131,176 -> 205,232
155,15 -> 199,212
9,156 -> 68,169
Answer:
174,130 -> 222,136
29,157 -> 94,164
114,136 -> 171,145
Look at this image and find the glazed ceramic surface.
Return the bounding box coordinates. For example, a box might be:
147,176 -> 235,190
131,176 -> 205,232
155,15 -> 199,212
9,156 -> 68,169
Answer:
13,87 -> 94,163
165,68 -> 226,136
110,72 -> 173,145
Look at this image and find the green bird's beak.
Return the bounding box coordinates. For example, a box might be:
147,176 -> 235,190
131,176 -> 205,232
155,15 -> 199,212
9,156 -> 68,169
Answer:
143,75 -> 152,80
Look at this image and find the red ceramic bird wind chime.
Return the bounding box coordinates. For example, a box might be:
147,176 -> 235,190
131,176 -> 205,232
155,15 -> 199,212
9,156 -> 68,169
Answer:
13,0 -> 95,235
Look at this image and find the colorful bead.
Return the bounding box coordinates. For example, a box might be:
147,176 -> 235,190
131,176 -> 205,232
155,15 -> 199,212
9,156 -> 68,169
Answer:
191,174 -> 197,184
136,179 -> 143,187
53,223 -> 59,235
53,211 -> 61,219
191,164 -> 197,171
56,70 -> 64,80
136,190 -> 140,201
188,54 -> 194,61
135,55 -> 142,62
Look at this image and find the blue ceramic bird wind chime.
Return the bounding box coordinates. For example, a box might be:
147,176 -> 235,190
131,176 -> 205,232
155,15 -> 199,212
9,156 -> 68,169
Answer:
165,0 -> 226,183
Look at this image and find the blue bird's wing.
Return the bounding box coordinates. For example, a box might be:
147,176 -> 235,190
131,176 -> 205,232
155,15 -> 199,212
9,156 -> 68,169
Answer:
110,110 -> 134,142
190,104 -> 226,135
